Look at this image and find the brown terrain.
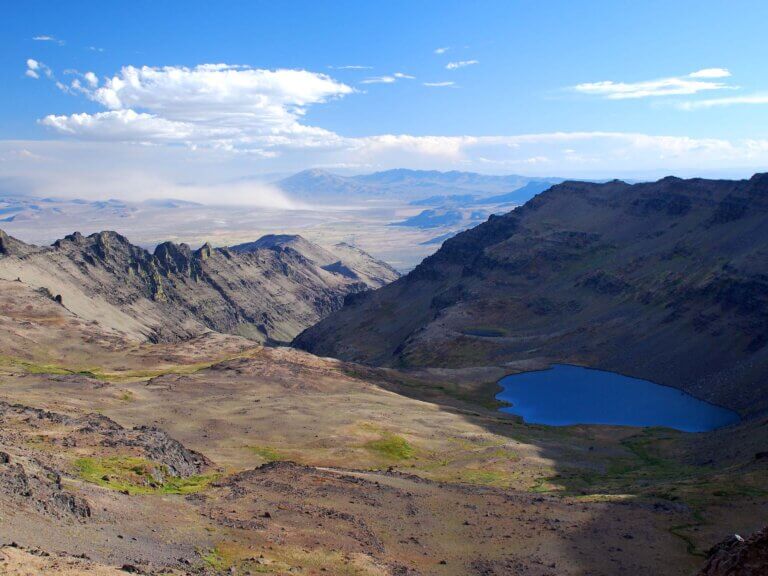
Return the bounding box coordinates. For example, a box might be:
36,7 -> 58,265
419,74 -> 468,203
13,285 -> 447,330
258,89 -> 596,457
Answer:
1,175 -> 767,575
0,267 -> 765,575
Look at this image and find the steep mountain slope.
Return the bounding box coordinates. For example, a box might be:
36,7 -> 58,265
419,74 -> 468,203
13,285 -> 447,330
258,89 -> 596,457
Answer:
295,174 -> 768,415
475,180 -> 557,205
0,230 -> 396,344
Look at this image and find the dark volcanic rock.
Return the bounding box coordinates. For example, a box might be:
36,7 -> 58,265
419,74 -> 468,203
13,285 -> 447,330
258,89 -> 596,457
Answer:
0,457 -> 90,519
698,527 -> 768,575
129,426 -> 209,477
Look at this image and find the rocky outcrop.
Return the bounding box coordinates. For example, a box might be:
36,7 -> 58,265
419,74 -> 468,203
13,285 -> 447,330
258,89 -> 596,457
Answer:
0,400 -> 212,521
0,230 -> 398,344
0,402 -> 209,479
698,528 -> 768,575
295,173 -> 768,415
0,229 -> 34,257
0,454 -> 90,519
120,426 -> 209,477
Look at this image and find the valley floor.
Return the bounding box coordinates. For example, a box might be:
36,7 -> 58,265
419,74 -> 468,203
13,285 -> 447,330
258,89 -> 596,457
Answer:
0,279 -> 766,575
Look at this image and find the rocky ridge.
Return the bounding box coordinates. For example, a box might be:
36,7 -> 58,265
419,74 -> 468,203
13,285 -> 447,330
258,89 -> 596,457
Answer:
0,230 -> 398,343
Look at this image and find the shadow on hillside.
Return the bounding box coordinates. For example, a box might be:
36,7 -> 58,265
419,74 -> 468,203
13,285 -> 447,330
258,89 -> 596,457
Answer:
371,367 -> 768,576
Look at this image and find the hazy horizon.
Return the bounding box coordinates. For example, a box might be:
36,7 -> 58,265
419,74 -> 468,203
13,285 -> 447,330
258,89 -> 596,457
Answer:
3,1 -> 768,202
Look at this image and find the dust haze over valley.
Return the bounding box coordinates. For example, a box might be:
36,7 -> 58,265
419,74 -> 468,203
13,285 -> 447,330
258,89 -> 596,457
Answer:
0,169 -> 562,272
3,2 -> 768,576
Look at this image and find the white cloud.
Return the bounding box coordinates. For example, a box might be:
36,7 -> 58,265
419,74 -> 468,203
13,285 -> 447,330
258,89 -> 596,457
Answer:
434,47 -> 449,55
6,132 -> 768,204
25,59 -> 53,80
86,64 -> 351,112
446,60 -> 478,70
38,64 -> 353,154
83,71 -> 99,87
361,73 -> 414,85
27,60 -> 768,195
689,68 -> 731,78
329,65 -> 372,70
361,75 -> 396,84
679,93 -> 768,110
41,110 -> 202,141
88,46 -> 105,52
357,134 -> 470,160
33,35 -> 65,46
573,69 -> 733,99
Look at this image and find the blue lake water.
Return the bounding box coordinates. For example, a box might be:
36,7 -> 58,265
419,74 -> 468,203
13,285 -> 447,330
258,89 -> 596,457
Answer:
496,364 -> 740,432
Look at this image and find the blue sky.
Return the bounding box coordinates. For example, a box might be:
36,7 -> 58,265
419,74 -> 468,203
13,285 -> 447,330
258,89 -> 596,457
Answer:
3,0 -> 768,201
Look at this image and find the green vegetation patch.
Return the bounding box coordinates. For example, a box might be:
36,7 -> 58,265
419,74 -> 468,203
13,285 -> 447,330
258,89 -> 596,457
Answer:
247,445 -> 285,462
200,547 -> 228,572
74,456 -> 216,495
199,542 -> 373,575
364,433 -> 414,460
0,349 -> 260,382
459,469 -> 509,487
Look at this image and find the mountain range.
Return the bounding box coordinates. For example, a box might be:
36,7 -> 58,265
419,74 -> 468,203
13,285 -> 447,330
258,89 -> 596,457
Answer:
275,168 -> 563,202
0,229 -> 398,343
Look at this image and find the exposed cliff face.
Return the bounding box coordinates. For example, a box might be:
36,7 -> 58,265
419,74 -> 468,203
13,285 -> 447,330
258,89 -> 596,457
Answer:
0,230 -> 397,344
229,234 -> 400,288
294,174 -> 768,415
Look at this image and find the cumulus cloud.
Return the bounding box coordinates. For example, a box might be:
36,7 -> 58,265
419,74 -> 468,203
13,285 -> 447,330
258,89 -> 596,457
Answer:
434,47 -> 449,54
25,59 -> 40,79
25,58 -> 54,80
446,60 -> 479,70
85,64 -> 351,112
83,71 -> 99,87
38,63 -> 354,154
41,110 -> 203,141
393,72 -> 415,79
423,81 -> 455,87
573,69 -> 733,99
